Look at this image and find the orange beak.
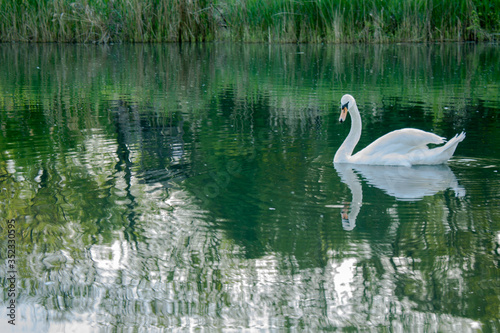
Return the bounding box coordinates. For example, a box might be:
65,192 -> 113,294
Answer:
339,106 -> 348,123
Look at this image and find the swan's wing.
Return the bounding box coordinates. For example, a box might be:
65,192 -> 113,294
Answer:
354,128 -> 445,158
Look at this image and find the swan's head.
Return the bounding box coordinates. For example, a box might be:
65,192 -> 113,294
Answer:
339,94 -> 355,123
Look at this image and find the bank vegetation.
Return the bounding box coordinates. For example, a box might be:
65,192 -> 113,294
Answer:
0,0 -> 499,43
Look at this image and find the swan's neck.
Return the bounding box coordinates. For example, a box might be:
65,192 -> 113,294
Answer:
334,164 -> 362,231
335,103 -> 362,162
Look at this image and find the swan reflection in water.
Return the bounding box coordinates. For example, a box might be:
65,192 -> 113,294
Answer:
334,163 -> 465,230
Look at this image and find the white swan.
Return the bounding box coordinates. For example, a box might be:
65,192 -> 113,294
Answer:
334,94 -> 465,167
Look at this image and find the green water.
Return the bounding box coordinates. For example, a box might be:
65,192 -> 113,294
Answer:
0,43 -> 499,331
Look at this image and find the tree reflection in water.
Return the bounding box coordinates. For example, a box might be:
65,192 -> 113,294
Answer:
0,43 -> 498,331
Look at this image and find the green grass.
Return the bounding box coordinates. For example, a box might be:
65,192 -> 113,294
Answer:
0,0 -> 499,43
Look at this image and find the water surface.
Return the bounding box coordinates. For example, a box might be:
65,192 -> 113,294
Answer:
0,43 -> 499,331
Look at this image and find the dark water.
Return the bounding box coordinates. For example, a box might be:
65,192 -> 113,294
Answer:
0,43 -> 499,332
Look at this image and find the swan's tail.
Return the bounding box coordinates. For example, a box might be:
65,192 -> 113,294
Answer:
411,131 -> 465,165
432,131 -> 466,163
444,131 -> 466,151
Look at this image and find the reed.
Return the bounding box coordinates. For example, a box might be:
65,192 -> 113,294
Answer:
225,0 -> 500,43
0,0 -> 498,43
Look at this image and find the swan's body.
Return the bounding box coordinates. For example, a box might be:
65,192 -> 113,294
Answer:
334,94 -> 465,167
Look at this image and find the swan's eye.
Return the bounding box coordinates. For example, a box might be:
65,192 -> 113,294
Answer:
341,101 -> 349,110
